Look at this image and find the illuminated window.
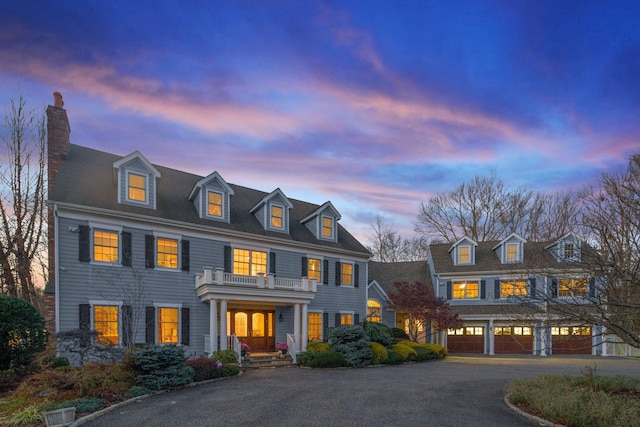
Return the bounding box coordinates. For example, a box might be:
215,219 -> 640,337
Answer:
340,313 -> 353,326
94,305 -> 119,345
308,312 -> 322,341
453,281 -> 479,299
207,191 -> 222,217
158,307 -> 179,344
367,300 -> 381,323
308,258 -> 321,281
559,278 -> 587,297
94,230 -> 118,263
128,173 -> 147,202
506,243 -> 518,262
271,205 -> 283,229
233,248 -> 267,276
157,238 -> 178,269
564,243 -> 575,259
341,263 -> 353,286
458,246 -> 470,264
322,216 -> 333,238
501,280 -> 528,297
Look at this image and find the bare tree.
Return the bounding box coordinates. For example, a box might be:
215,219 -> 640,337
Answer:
527,191 -> 580,241
367,214 -> 428,262
0,94 -> 46,309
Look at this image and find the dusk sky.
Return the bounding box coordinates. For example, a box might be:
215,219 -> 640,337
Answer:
1,1 -> 638,242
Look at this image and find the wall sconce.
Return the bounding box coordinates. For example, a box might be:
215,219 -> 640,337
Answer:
279,313 -> 283,322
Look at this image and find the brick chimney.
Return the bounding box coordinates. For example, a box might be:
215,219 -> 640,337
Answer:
45,91 -> 71,334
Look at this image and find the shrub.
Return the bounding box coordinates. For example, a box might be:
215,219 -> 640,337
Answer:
306,342 -> 330,353
383,351 -> 405,365
391,328 -> 409,339
123,386 -> 151,399
58,397 -> 103,413
0,366 -> 30,395
0,296 -> 48,370
390,343 -> 417,361
402,342 -> 439,361
186,358 -> 221,382
221,364 -> 240,377
328,325 -> 372,367
370,342 -> 388,365
8,404 -> 45,425
129,345 -> 194,391
297,350 -> 347,368
79,362 -> 136,401
422,343 -> 447,359
361,321 -> 395,347
212,349 -> 239,365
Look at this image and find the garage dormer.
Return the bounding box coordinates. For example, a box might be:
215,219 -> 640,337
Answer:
449,236 -> 477,266
113,151 -> 161,210
301,201 -> 341,243
250,188 -> 293,233
188,171 -> 234,223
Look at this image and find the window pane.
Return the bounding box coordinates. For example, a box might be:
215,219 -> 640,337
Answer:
128,173 -> 146,202
341,263 -> 353,286
157,238 -> 178,269
233,248 -> 250,275
322,217 -> 333,238
252,251 -> 267,276
367,300 -> 381,323
454,282 -> 479,299
308,313 -> 322,341
208,192 -> 222,217
234,312 -> 248,337
94,230 -> 119,263
94,306 -> 119,345
341,313 -> 353,325
268,313 -> 273,337
158,307 -> 179,344
271,205 -> 283,228
252,313 -> 265,337
507,244 -> 518,261
308,258 -> 321,281
458,246 -> 470,263
501,280 -> 528,298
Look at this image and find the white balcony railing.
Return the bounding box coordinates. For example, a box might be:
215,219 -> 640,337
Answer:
196,267 -> 317,293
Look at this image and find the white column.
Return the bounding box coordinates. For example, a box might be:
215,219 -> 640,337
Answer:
293,303 -> 301,354
488,319 -> 495,355
220,299 -> 228,350
601,326 -> 608,356
301,303 -> 309,352
209,299 -> 218,354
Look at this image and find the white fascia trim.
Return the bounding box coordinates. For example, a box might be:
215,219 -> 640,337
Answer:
89,299 -> 124,306
154,303 -> 183,308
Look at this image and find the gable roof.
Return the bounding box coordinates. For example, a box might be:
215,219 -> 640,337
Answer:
249,188 -> 293,213
301,201 -> 341,223
448,236 -> 477,253
491,233 -> 527,251
368,261 -> 432,297
188,171 -> 235,201
112,151 -> 161,177
48,144 -> 369,255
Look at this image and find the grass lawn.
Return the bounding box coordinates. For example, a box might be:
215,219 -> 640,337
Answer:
505,366 -> 640,427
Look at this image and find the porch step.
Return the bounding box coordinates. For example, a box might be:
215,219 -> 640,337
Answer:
242,353 -> 294,369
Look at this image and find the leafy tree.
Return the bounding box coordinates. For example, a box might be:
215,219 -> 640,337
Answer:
388,281 -> 461,341
0,94 -> 47,309
0,295 -> 47,369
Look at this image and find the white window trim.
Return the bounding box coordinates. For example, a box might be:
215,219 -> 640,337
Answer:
126,171 -> 150,205
505,243 -> 520,262
154,303 -> 183,345
89,223 -> 124,266
154,232 -> 182,271
308,310 -> 324,341
231,246 -> 269,276
307,256 -> 323,282
320,215 -> 335,240
89,300 -> 123,346
452,280 -> 481,300
457,245 -> 472,265
269,203 -> 285,230
205,189 -> 225,220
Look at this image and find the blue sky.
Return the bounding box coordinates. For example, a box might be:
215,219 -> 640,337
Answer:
1,1 -> 638,241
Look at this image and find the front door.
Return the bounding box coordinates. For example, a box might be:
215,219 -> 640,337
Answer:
229,310 -> 275,352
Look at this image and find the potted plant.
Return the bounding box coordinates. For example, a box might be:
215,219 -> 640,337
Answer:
241,343 -> 250,358
277,342 -> 288,355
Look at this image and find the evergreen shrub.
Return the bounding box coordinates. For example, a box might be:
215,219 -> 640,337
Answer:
383,351 -> 405,365
58,397 -> 103,413
361,321 -> 395,347
128,345 -> 194,391
0,296 -> 48,370
212,349 -> 239,365
391,328 -> 409,339
306,342 -> 330,353
390,343 -> 417,361
186,358 -> 221,381
370,342 -> 388,364
221,364 -> 240,377
296,350 -> 347,368
328,325 -> 372,367
422,343 -> 447,358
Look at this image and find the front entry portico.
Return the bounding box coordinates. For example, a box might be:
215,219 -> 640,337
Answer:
229,310 -> 275,352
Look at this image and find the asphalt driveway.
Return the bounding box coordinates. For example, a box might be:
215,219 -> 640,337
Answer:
79,355 -> 639,427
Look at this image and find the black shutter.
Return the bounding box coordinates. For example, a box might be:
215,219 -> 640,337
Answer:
446,281 -> 452,300
145,306 -> 155,344
323,312 -> 329,338
224,245 -> 232,273
550,278 -> 558,298
335,262 -> 341,286
354,313 -> 360,324
145,235 -> 155,269
270,252 -> 276,275
494,279 -> 501,300
323,260 -> 329,285
354,264 -> 359,288
588,277 -> 596,298
122,232 -> 132,267
480,280 -> 486,299
181,308 -> 190,345
122,305 -> 132,346
79,304 -> 90,331
301,257 -> 308,277
79,225 -> 90,262
181,240 -> 190,272
335,313 -> 341,327
529,278 -> 537,297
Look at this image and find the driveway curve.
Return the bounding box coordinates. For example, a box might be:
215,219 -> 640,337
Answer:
81,355 -> 639,427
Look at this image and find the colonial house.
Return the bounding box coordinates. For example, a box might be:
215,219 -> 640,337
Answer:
45,93 -> 370,361
428,233 -> 607,355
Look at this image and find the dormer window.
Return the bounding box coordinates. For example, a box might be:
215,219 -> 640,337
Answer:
322,216 -> 334,239
271,205 -> 284,229
506,243 -> 518,262
128,173 -> 147,202
207,191 -> 223,218
564,243 -> 575,259
458,245 -> 471,264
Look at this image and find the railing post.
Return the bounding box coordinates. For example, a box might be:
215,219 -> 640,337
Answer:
215,268 -> 224,285
301,277 -> 308,291
267,273 -> 275,289
310,278 -> 317,292
203,267 -> 214,284
257,272 -> 265,288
